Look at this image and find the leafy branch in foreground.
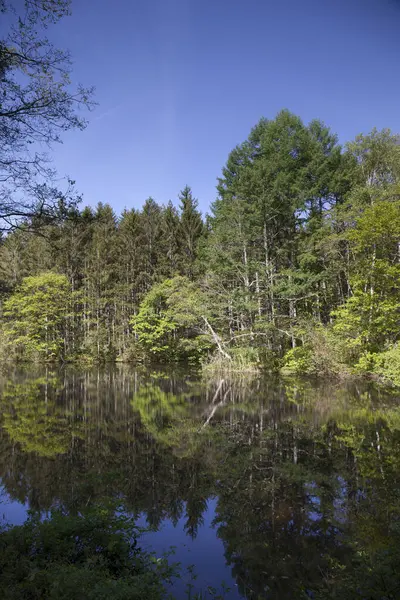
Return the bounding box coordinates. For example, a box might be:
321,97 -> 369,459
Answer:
0,0 -> 94,230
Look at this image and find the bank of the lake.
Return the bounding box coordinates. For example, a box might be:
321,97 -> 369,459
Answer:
2,121 -> 400,394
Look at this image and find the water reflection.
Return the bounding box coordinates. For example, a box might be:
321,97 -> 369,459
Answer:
0,367 -> 399,599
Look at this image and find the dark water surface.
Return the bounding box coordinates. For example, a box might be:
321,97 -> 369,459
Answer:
0,367 -> 400,599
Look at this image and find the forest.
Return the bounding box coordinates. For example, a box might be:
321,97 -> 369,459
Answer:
1,0 -> 400,385
1,113 -> 400,387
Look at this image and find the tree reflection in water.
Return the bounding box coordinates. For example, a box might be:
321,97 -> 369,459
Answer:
0,367 -> 399,599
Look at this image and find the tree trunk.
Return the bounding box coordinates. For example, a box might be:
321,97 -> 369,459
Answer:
202,316 -> 232,361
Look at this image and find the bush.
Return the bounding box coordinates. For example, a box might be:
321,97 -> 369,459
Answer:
353,351 -> 380,375
373,345 -> 400,387
308,326 -> 351,376
282,325 -> 349,377
351,346 -> 400,387
282,346 -> 314,374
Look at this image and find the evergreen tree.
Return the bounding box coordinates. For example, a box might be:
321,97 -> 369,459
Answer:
207,110 -> 344,352
83,204 -> 119,361
161,201 -> 181,277
178,186 -> 203,279
139,198 -> 164,287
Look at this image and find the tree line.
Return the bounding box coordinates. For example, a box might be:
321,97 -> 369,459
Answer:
0,186 -> 204,361
1,111 -> 400,385
1,1 -> 400,383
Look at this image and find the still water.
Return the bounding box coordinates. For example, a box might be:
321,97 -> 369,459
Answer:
0,367 -> 399,599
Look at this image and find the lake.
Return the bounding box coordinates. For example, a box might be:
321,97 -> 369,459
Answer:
0,366 -> 399,599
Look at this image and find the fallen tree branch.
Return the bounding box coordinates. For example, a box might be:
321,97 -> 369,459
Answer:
201,316 -> 232,361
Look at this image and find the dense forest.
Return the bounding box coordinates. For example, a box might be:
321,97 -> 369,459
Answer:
1,0 -> 400,385
1,113 -> 400,387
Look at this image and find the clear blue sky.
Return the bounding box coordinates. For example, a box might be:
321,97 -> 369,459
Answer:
52,0 -> 400,216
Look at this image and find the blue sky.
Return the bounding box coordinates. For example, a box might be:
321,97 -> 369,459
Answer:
51,0 -> 400,215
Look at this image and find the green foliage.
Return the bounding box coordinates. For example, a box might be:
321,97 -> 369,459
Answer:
330,197 -> 400,375
283,346 -> 314,374
372,345 -> 400,387
207,109 -> 345,340
132,276 -> 212,363
206,346 -> 278,372
0,509 -> 173,600
2,273 -> 78,362
178,186 -> 204,279
282,323 -> 348,376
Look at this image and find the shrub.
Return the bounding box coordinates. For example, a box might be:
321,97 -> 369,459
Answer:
283,346 -> 314,374
373,345 -> 400,387
282,325 -> 349,377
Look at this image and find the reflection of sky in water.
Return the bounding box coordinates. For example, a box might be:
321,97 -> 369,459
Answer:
333,476 -> 348,525
0,485 -> 241,600
305,481 -> 321,523
0,484 -> 28,526
137,497 -> 241,599
303,478 -> 350,540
